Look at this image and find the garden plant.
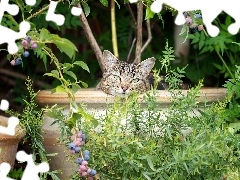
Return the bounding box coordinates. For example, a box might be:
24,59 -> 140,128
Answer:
0,0 -> 240,180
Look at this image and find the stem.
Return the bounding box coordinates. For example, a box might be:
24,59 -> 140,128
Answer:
26,0 -> 62,21
111,0 -> 119,58
42,48 -> 75,101
26,4 -> 50,21
141,19 -> 152,53
215,50 -> 234,79
134,2 -> 143,64
127,38 -> 136,62
78,3 -> 105,73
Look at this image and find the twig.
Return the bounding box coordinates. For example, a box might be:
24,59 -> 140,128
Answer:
111,0 -> 119,58
127,3 -> 137,25
215,50 -> 234,79
27,4 -> 49,21
26,0 -> 63,21
78,3 -> 104,73
141,19 -> 152,53
127,38 -> 136,62
0,68 -> 50,88
134,2 -> 143,64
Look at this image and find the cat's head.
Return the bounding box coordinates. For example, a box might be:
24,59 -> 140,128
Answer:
99,50 -> 156,97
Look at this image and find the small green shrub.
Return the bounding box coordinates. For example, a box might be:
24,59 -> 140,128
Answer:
46,43 -> 240,180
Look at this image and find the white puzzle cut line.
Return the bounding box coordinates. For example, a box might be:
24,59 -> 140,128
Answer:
0,151 -> 50,180
0,99 -> 19,136
0,99 -> 9,111
0,0 -> 19,22
129,0 -> 139,3
0,0 -> 31,54
0,116 -> 19,136
0,162 -> 15,180
46,1 -> 65,26
25,0 -> 36,6
150,0 -> 240,37
0,21 -> 30,54
71,6 -> 82,16
16,151 -> 50,180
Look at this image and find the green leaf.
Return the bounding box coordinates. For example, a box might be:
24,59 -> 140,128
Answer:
80,81 -> 88,88
200,31 -> 206,41
71,83 -> 81,93
232,42 -> 240,47
82,2 -> 90,17
56,85 -> 66,93
63,63 -> 73,71
191,37 -> 199,44
50,35 -> 78,59
146,158 -> 156,171
157,13 -> 164,28
74,61 -> 90,72
100,0 -> 108,7
145,7 -> 155,19
39,28 -> 50,41
213,63 -> 223,71
34,48 -> 47,70
187,34 -> 196,39
199,40 -> 205,50
183,162 -> 190,174
91,118 -> 99,128
51,70 -> 59,78
64,70 -> 77,81
142,172 -> 151,180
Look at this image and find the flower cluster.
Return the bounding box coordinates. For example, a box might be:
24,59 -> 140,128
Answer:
68,131 -> 97,179
10,36 -> 38,66
183,11 -> 204,33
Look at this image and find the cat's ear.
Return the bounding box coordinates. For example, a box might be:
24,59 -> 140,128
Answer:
103,50 -> 119,70
138,57 -> 156,76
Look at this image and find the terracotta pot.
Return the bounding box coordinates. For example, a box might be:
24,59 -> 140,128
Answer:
0,115 -> 25,169
35,88 -> 227,179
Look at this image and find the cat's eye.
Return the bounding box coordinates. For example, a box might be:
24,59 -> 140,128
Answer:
113,75 -> 120,80
132,78 -> 140,83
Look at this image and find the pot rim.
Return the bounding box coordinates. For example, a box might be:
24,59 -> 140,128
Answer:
0,115 -> 26,139
35,87 -> 227,107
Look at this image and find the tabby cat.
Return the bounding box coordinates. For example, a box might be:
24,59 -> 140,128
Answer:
98,50 -> 189,96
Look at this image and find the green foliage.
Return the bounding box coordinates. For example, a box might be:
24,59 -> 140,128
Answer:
52,77 -> 240,179
47,44 -> 240,179
4,0 -> 90,94
6,77 -> 60,180
186,15 -> 240,80
8,168 -> 23,179
99,0 -> 108,7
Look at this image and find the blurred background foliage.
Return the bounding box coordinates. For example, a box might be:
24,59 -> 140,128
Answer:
0,0 -> 240,112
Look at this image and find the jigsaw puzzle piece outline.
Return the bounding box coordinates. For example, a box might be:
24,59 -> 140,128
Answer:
0,21 -> 30,54
0,0 -> 19,22
0,162 -> 16,180
45,1 -> 65,26
16,151 -> 49,180
150,0 -> 240,37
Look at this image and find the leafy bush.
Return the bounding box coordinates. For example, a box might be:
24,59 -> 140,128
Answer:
7,78 -> 60,179
48,75 -> 240,179
44,42 -> 240,179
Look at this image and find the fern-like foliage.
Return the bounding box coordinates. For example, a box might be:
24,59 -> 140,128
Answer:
7,77 -> 61,180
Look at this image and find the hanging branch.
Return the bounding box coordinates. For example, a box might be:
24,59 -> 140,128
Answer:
111,0 -> 119,58
126,38 -> 136,62
141,19 -> 152,53
134,2 -> 143,64
127,3 -> 137,25
77,3 -> 105,73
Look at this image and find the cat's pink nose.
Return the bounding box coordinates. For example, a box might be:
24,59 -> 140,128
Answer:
121,86 -> 128,92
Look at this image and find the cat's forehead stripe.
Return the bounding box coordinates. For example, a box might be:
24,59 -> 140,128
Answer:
119,62 -> 136,77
